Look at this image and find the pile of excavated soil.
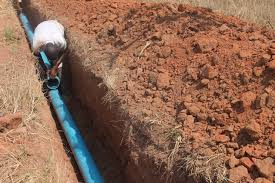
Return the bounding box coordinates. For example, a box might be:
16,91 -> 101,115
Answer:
26,0 -> 275,182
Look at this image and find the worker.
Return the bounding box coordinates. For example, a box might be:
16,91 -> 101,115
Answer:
17,0 -> 22,11
32,20 -> 67,80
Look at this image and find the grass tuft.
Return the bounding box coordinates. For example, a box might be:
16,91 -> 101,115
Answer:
3,27 -> 19,43
179,152 -> 228,183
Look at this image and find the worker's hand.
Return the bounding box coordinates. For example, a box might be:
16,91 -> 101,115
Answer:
47,66 -> 59,80
16,0 -> 23,12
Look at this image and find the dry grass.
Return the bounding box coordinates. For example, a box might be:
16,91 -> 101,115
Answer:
0,143 -> 62,183
0,0 -> 13,16
0,59 -> 58,182
3,26 -> 19,44
0,60 -> 43,121
179,152 -> 228,183
101,68 -> 123,106
167,136 -> 182,171
143,0 -> 275,28
0,0 -> 43,127
0,55 -> 57,183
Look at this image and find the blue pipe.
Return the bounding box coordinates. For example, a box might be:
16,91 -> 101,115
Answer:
19,12 -> 104,183
49,89 -> 104,183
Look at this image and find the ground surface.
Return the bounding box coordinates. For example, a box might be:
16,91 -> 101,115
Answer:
23,0 -> 275,182
0,1 -> 78,182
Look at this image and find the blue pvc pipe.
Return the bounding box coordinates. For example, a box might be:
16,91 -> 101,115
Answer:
19,13 -> 34,43
19,12 -> 104,183
49,89 -> 104,183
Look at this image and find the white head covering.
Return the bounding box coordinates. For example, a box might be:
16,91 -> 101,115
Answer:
32,20 -> 67,54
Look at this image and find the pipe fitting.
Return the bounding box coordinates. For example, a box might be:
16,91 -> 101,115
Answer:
46,76 -> 60,90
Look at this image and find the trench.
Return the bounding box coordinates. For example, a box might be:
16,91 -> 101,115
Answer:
19,3 -> 126,183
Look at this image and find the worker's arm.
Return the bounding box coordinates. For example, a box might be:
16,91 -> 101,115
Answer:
16,0 -> 23,13
47,50 -> 67,79
32,41 -> 44,56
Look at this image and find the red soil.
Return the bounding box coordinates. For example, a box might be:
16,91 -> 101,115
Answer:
26,0 -> 275,182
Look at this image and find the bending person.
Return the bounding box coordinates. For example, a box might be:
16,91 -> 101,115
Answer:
32,20 -> 67,80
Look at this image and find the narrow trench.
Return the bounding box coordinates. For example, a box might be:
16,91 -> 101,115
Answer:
18,3 -> 126,183
62,56 -> 125,183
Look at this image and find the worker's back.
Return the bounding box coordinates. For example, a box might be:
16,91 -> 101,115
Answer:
32,20 -> 67,55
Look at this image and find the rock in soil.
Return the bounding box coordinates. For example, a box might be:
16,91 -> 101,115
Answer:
266,93 -> 275,108
267,149 -> 275,158
226,142 -> 239,149
252,157 -> 275,179
193,37 -> 218,53
229,165 -> 250,182
254,94 -> 268,109
239,50 -> 252,59
228,155 -> 240,168
241,91 -> 257,108
239,121 -> 262,142
235,148 -> 246,158
200,64 -> 219,79
240,157 -> 254,170
157,72 -> 171,89
267,59 -> 275,69
213,134 -> 230,143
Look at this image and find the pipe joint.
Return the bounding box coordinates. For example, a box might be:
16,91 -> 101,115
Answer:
46,76 -> 60,90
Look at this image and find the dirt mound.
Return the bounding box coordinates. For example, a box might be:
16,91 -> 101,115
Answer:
27,0 -> 275,182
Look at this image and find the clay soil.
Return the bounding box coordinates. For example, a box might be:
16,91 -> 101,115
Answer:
23,0 -> 275,182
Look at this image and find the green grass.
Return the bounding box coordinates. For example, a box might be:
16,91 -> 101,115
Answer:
3,26 -> 18,43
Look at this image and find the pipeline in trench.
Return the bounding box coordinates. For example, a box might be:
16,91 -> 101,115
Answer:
17,4 -> 125,183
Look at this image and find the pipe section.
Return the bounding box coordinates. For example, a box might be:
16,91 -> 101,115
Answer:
49,89 -> 105,183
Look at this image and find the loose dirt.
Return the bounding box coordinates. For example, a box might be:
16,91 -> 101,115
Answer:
22,0 -> 275,182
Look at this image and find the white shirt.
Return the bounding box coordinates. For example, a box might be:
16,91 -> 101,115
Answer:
32,20 -> 67,54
